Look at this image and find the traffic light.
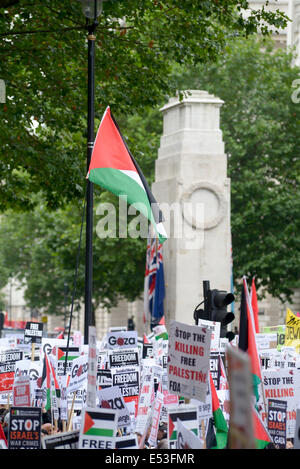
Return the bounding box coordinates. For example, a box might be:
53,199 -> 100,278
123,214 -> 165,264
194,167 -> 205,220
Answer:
127,316 -> 135,331
210,289 -> 235,341
193,281 -> 235,341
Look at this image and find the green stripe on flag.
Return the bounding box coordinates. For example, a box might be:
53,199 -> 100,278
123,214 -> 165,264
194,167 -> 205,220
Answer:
170,428 -> 198,441
89,167 -> 166,243
85,428 -> 114,437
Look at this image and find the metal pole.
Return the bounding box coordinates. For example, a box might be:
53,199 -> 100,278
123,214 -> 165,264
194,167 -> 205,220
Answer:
84,24 -> 96,344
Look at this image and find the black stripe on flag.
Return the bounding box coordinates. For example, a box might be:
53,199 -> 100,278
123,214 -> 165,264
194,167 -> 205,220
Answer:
87,411 -> 116,421
169,411 -> 198,422
115,438 -> 137,449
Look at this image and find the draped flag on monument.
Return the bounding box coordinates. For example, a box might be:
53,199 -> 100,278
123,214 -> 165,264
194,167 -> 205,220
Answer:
87,106 -> 167,243
238,277 -> 262,403
143,231 -> 165,324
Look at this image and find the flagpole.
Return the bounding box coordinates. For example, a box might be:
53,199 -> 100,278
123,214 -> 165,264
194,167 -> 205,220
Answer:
84,22 -> 95,345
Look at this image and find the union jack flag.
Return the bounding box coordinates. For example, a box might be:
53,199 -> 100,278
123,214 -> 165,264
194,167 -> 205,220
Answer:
143,230 -> 165,324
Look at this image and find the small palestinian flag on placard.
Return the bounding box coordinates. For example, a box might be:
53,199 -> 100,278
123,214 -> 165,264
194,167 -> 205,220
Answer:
79,408 -> 118,449
168,405 -> 198,449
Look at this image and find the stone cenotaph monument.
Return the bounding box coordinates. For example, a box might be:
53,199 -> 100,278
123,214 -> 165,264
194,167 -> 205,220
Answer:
152,90 -> 232,326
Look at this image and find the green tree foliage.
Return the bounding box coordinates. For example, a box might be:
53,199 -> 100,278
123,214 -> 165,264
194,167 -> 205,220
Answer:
0,1 -> 287,211
172,37 -> 300,301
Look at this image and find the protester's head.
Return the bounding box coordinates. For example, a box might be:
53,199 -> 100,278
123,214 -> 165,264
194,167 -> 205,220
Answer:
157,422 -> 167,440
157,438 -> 168,449
3,411 -> 9,428
41,423 -> 54,435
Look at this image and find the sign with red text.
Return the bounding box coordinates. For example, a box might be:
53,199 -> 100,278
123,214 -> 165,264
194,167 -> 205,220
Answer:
8,406 -> 41,449
262,368 -> 300,438
13,375 -> 31,407
0,349 -> 23,392
168,321 -> 211,402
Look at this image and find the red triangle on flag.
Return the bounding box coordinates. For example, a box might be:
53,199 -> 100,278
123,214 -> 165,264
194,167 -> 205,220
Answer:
83,412 -> 95,434
158,316 -> 165,325
143,334 -> 150,344
168,415 -> 175,439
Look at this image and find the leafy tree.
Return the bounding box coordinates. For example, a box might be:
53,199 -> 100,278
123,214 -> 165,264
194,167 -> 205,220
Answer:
0,194 -> 148,317
171,36 -> 300,301
0,0 -> 287,211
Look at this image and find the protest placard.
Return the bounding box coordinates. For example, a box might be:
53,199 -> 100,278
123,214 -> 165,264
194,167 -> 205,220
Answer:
167,404 -> 199,449
108,348 -> 139,369
168,321 -> 211,402
106,331 -> 138,350
24,322 -> 43,345
197,319 -> 220,351
267,399 -> 287,448
42,430 -> 80,449
294,403 -> 300,449
79,407 -> 117,449
97,386 -> 131,429
177,418 -> 204,450
285,309 -> 300,353
68,354 -> 89,394
262,368 -> 300,438
256,333 -> 278,352
56,346 -> 80,376
13,375 -> 31,407
111,366 -> 140,416
210,351 -> 225,390
0,349 -> 23,393
8,406 -> 42,449
87,326 -> 97,408
148,390 -> 163,447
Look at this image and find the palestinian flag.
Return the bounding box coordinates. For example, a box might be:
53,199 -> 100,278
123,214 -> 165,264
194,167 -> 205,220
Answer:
252,406 -> 273,449
87,106 -> 167,243
37,353 -> 51,411
238,278 -> 262,403
250,277 -> 260,333
209,373 -> 228,449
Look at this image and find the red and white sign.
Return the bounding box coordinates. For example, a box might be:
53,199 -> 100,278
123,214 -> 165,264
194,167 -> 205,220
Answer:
13,375 -> 31,407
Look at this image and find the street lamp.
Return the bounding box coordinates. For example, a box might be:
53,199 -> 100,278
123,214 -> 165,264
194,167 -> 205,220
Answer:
78,0 -> 104,344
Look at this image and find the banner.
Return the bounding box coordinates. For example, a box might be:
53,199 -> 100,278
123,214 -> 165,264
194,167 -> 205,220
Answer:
168,321 -> 211,402
8,406 -> 42,449
79,407 -> 117,449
